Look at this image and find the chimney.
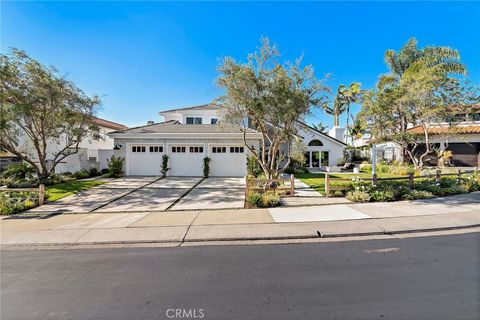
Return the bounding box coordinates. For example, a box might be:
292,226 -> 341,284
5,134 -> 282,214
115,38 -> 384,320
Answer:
327,126 -> 346,142
147,121 -> 155,125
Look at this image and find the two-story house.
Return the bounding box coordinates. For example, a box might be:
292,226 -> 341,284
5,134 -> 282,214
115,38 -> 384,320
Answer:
108,104 -> 346,176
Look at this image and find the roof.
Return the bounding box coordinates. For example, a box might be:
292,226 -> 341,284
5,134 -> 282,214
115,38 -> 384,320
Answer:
297,121 -> 347,146
159,103 -> 217,114
108,120 -> 260,136
91,116 -> 128,131
407,124 -> 480,135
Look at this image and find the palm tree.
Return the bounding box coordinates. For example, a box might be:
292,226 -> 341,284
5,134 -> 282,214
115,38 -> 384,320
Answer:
323,82 -> 362,127
312,121 -> 329,133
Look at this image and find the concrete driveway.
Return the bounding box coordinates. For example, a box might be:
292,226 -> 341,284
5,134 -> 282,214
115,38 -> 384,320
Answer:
28,176 -> 245,214
171,177 -> 245,210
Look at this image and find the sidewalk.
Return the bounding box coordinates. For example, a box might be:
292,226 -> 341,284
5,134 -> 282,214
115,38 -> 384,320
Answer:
1,192 -> 479,247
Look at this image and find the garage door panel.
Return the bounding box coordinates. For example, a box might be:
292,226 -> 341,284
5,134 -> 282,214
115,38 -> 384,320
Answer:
170,145 -> 204,176
210,145 -> 246,177
129,144 -> 164,176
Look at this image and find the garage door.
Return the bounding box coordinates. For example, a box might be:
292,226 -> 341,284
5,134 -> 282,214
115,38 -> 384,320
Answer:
209,145 -> 247,177
170,145 -> 204,176
128,144 -> 164,176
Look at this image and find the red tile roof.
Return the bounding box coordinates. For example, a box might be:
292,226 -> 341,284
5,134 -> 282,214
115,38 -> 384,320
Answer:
407,125 -> 480,135
91,116 -> 128,131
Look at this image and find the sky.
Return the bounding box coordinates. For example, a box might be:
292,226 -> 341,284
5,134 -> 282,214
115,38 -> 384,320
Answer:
2,1 -> 480,128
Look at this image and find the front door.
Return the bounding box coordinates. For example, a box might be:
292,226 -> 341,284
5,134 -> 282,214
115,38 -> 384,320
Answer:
312,151 -> 320,167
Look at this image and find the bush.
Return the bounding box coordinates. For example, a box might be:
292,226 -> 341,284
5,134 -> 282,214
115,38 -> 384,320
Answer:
101,168 -> 109,175
261,192 -> 280,208
89,168 -> 100,177
460,172 -> 480,192
203,157 -> 211,178
107,155 -> 125,178
0,191 -> 39,215
161,154 -> 169,177
247,155 -> 262,178
401,190 -> 435,200
346,190 -> 371,203
74,170 -> 90,179
337,158 -> 346,166
1,163 -> 36,182
246,192 -> 262,207
370,185 -> 398,202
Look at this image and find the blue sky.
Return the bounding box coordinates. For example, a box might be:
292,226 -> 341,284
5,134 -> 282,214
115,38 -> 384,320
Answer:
2,1 -> 479,128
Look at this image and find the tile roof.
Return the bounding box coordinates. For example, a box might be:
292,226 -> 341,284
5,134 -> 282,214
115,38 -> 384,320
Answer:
159,103 -> 217,114
407,124 -> 480,135
91,116 -> 128,131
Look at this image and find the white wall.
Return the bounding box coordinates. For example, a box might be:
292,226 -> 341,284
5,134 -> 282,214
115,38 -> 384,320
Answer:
160,109 -> 220,125
296,125 -> 345,167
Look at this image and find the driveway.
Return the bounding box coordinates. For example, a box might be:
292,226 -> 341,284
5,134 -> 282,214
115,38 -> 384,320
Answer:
170,177 -> 245,210
28,176 -> 245,214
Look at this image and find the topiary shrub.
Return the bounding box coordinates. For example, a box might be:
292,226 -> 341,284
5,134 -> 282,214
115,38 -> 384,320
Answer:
203,157 -> 211,178
247,155 -> 262,178
160,154 -> 169,178
346,190 -> 371,203
107,155 -> 125,178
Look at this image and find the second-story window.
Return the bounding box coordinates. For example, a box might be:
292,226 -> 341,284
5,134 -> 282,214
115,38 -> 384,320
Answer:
186,117 -> 202,124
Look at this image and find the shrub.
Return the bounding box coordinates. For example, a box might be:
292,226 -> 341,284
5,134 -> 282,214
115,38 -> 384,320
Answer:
337,158 -> 346,166
460,172 -> 480,192
107,155 -> 125,178
261,192 -> 280,208
246,192 -> 262,207
203,157 -> 211,178
0,191 -> 39,215
370,185 -> 398,202
401,190 -> 435,200
247,155 -> 262,178
101,168 -> 109,175
89,168 -> 100,177
160,154 -> 169,177
74,170 -> 90,179
346,190 -> 371,203
1,163 -> 36,182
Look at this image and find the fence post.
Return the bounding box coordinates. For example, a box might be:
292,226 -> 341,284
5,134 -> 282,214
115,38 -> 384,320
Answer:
290,174 -> 295,196
408,172 -> 414,189
435,169 -> 441,183
38,184 -> 45,206
457,169 -> 462,178
372,173 -> 378,185
325,174 -> 330,197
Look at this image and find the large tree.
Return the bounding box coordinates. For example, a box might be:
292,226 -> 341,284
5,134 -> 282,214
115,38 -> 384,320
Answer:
361,38 -> 478,170
216,38 -> 328,179
0,49 -> 100,181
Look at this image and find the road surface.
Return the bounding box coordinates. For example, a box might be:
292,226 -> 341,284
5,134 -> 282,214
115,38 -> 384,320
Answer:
1,233 -> 479,319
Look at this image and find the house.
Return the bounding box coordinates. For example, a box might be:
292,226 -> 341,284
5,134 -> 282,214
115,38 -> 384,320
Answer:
108,104 -> 347,176
354,107 -> 480,167
2,116 -> 128,173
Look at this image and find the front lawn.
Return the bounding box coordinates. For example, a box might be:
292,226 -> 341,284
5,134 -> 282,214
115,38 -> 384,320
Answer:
46,180 -> 106,202
296,172 -> 402,194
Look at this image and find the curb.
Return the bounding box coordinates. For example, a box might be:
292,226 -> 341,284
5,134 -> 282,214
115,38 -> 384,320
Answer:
2,223 -> 479,249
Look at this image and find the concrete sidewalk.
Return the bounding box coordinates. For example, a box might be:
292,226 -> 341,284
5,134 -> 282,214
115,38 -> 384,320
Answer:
1,192 -> 479,247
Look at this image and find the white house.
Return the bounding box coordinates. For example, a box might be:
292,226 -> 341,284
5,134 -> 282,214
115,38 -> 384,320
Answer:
3,116 -> 128,173
108,104 -> 347,176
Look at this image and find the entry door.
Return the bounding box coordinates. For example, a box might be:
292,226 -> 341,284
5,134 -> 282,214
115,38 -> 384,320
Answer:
169,145 -> 204,176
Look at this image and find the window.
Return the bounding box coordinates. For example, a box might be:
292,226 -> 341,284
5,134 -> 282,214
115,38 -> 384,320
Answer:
308,139 -> 323,147
212,146 -> 226,153
189,146 -> 204,153
149,146 -> 163,153
132,146 -> 146,153
172,146 -> 186,153
230,146 -> 244,153
210,118 -> 218,124
186,117 -> 202,125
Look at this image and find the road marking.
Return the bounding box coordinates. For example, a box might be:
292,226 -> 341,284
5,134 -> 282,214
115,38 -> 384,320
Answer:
364,247 -> 400,254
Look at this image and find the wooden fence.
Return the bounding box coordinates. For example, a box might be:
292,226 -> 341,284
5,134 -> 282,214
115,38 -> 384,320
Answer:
325,169 -> 476,197
0,184 -> 45,205
245,174 -> 295,197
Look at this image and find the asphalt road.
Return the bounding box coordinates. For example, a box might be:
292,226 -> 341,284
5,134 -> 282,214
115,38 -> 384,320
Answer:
2,233 -> 479,320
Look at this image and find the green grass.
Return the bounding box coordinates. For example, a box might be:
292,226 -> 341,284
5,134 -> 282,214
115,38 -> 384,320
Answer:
296,171 -> 404,194
46,180 -> 106,202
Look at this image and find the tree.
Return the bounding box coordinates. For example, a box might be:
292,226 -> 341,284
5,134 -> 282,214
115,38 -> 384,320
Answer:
322,82 -> 362,131
312,121 -> 329,133
0,49 -> 100,181
348,114 -> 367,140
361,39 -> 478,170
216,38 -> 328,179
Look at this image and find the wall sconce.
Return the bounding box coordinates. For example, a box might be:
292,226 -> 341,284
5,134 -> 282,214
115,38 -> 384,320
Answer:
114,143 -> 122,150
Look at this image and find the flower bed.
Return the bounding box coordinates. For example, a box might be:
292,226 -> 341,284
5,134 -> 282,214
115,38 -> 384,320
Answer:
0,191 -> 40,215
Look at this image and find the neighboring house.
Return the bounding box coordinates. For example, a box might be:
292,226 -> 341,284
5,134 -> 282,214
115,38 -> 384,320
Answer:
108,104 -> 347,176
3,116 -> 127,173
354,109 -> 480,167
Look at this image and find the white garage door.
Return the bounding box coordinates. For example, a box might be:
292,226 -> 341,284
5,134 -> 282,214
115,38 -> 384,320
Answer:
170,145 -> 204,176
128,144 -> 164,176
210,145 -> 247,177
